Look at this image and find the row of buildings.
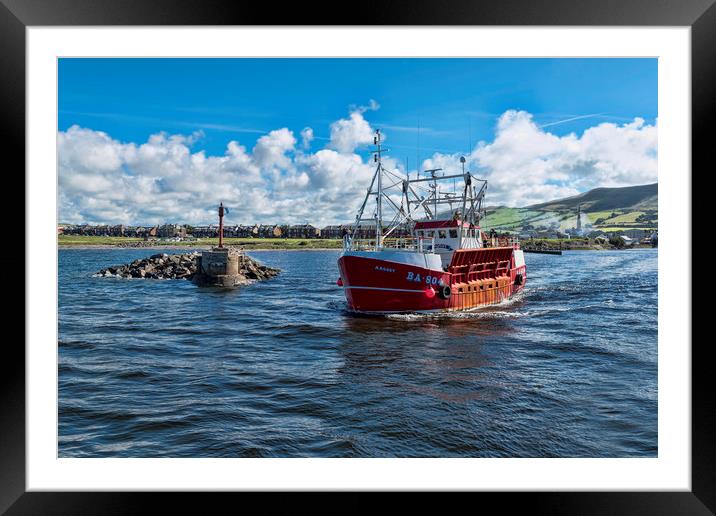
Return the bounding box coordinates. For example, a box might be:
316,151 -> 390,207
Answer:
515,228 -> 657,241
60,224 -> 185,238
59,222 -> 410,240
514,227 -> 658,247
60,221 -> 657,244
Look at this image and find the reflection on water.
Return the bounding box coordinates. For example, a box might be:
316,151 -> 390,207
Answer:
59,248 -> 657,457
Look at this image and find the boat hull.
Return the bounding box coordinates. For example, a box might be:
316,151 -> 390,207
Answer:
338,247 -> 526,314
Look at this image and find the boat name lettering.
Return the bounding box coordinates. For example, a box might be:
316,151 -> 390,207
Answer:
406,271 -> 422,282
374,266 -> 396,273
406,271 -> 444,286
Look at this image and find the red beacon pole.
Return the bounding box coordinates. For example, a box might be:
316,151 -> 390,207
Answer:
218,202 -> 225,248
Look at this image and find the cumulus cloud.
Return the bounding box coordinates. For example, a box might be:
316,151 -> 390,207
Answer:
298,149 -> 374,190
58,108 -> 657,227
422,110 -> 657,207
58,120 -> 375,226
328,109 -> 376,154
252,128 -> 296,170
59,125 -> 270,225
300,127 -> 314,149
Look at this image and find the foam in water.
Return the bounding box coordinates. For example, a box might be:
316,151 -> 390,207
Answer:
383,291 -> 527,321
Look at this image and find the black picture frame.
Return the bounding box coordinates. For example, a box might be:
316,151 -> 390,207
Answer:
2,0 -> 709,512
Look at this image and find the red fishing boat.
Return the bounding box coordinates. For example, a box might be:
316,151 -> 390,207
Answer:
337,130 -> 526,314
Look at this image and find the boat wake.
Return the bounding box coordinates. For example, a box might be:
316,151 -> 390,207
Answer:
382,291 -> 527,321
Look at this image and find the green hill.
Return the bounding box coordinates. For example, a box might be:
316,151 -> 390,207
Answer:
482,183 -> 658,233
527,183 -> 657,212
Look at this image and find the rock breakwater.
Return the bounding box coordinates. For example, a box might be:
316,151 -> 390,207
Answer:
94,251 -> 280,283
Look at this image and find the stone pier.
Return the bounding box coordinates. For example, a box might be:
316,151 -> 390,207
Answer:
94,249 -> 280,284
193,247 -> 248,287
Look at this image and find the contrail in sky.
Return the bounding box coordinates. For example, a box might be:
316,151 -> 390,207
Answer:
539,113 -> 607,128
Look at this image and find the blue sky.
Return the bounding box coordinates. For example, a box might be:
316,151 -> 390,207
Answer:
60,58 -> 656,157
58,58 -> 658,225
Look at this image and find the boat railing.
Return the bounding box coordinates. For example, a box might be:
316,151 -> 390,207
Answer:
487,236 -> 521,248
344,235 -> 436,253
448,258 -> 514,284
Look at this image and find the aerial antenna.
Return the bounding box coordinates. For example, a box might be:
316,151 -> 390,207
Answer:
416,118 -> 421,179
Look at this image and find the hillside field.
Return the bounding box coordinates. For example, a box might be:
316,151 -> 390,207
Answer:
482,183 -> 657,233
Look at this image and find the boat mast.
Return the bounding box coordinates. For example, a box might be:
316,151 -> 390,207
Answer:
421,168 -> 442,221
432,169 -> 438,217
346,130 -> 489,252
348,131 -> 382,249
375,129 -> 383,249
458,156 -> 467,248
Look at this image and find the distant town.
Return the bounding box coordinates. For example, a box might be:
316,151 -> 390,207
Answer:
58,183 -> 659,248
57,218 -> 657,247
58,222 -> 369,240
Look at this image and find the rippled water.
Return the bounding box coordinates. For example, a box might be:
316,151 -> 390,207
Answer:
58,248 -> 657,457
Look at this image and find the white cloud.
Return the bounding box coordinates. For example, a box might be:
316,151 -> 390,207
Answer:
58,108 -> 657,227
423,110 -> 657,207
300,127 -> 314,149
252,128 -> 296,170
59,124 -> 271,225
328,109 -> 376,154
298,149 -> 375,194
58,121 -> 376,226
350,98 -> 380,114
58,126 -> 127,174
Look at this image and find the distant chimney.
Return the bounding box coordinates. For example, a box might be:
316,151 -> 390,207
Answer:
576,204 -> 582,231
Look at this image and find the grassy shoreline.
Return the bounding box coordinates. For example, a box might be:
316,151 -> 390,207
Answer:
58,235 -> 343,250
58,235 -> 654,251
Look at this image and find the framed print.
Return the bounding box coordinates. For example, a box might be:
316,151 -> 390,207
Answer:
3,0 -> 711,512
